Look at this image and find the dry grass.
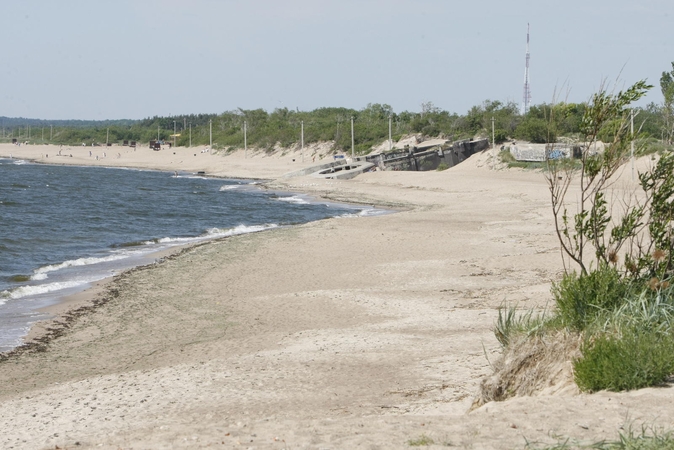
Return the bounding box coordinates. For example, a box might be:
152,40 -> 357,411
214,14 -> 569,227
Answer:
472,330 -> 582,408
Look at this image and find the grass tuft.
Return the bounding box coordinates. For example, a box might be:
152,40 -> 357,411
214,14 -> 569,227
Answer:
407,434 -> 435,446
528,425 -> 674,449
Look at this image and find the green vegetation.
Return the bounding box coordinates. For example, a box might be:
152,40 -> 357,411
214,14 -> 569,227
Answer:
407,434 -> 452,447
489,70 -> 674,396
529,425 -> 674,449
661,62 -> 674,145
407,434 -> 436,446
2,68 -> 673,154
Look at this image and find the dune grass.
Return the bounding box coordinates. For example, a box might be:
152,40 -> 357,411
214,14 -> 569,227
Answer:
528,425 -> 674,449
493,265 -> 674,393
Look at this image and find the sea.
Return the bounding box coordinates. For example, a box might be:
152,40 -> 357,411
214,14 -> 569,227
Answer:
0,159 -> 380,352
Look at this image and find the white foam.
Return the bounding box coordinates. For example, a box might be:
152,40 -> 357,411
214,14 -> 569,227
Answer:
206,223 -> 278,237
2,279 -> 93,300
150,224 -> 278,246
337,208 -> 387,219
32,254 -> 130,280
155,236 -> 196,244
276,195 -> 309,205
219,185 -> 239,191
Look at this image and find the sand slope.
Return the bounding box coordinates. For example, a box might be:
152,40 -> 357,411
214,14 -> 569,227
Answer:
0,144 -> 672,449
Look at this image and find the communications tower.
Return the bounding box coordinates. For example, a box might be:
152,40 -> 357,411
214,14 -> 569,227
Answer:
522,23 -> 532,115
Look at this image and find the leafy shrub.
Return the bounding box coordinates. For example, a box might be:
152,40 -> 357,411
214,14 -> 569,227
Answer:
436,162 -> 449,171
514,117 -> 556,143
552,265 -> 630,330
493,128 -> 508,144
574,327 -> 674,391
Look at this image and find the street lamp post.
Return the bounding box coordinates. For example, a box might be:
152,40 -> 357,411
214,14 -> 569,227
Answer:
209,120 -> 212,149
244,121 -> 247,158
173,121 -> 176,148
189,123 -> 192,148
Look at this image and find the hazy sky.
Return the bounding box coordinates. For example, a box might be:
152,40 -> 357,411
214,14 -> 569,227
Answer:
2,0 -> 673,120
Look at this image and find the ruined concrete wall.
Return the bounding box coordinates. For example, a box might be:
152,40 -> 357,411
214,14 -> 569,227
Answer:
443,139 -> 489,168
363,138 -> 488,172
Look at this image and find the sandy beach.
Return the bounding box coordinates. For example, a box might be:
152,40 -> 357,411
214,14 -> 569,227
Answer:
0,142 -> 672,449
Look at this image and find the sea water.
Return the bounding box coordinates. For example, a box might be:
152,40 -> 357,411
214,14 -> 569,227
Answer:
0,159 -> 378,352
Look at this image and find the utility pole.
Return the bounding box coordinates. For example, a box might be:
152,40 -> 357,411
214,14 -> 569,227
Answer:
50,125 -> 53,140
173,121 -> 176,148
183,117 -> 186,132
209,119 -> 212,149
42,127 -> 44,141
491,116 -> 496,169
351,116 -> 355,160
28,125 -> 31,139
388,115 -> 392,150
301,120 -> 304,163
189,123 -> 192,147
157,125 -> 160,141
106,127 -> 109,146
244,121 -> 247,158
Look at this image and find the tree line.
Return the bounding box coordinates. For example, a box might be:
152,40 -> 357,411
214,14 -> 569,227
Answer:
3,63 -> 673,152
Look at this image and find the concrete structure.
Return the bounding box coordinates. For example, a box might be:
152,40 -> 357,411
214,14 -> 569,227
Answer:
361,138 -> 489,171
280,160 -> 347,179
509,142 -> 579,162
281,159 -> 374,180
310,161 -> 375,180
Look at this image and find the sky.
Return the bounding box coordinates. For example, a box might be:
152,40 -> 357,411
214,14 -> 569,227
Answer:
1,0 -> 673,120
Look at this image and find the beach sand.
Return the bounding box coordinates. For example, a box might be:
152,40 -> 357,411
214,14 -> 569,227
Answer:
0,143 -> 672,449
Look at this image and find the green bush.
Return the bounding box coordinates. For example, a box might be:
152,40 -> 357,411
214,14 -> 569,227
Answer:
514,117 -> 556,143
493,128 -> 508,144
436,162 -> 449,171
552,266 -> 631,330
574,327 -> 674,391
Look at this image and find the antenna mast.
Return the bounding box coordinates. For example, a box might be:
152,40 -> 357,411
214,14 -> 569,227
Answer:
522,23 -> 531,115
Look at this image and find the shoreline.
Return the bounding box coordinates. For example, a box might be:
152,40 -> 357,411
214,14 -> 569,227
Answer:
16,241 -> 205,355
2,143 -> 673,449
0,156 -> 384,356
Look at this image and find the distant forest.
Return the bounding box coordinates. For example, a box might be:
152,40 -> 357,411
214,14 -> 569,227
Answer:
1,94 -> 672,154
